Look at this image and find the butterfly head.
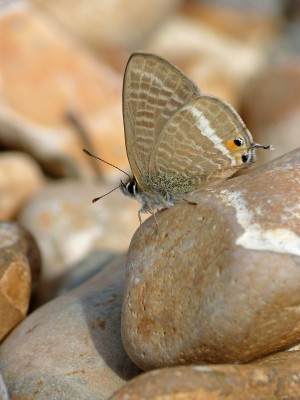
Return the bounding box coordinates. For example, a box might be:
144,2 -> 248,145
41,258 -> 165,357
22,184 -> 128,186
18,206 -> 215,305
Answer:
120,178 -> 139,199
224,134 -> 273,167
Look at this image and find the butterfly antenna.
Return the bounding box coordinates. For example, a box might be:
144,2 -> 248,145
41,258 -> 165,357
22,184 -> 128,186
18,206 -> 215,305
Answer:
66,112 -> 101,176
92,186 -> 119,203
252,143 -> 275,151
83,148 -> 131,178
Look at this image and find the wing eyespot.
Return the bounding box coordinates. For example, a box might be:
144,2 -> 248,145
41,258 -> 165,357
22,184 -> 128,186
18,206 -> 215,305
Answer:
241,154 -> 248,163
234,138 -> 243,147
225,137 -> 245,152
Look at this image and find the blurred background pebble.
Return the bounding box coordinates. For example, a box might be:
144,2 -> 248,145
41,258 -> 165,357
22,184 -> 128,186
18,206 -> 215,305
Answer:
0,0 -> 299,304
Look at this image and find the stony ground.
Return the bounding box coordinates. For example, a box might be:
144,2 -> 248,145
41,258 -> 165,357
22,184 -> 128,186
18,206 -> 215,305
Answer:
0,1 -> 299,399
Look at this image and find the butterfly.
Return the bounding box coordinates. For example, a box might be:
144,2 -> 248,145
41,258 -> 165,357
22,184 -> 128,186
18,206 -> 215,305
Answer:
84,52 -> 271,224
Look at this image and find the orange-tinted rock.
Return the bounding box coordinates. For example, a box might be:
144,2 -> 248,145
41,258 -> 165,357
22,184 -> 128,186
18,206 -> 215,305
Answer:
0,255 -> 140,399
18,179 -> 139,304
0,222 -> 41,341
0,151 -> 44,220
0,5 -> 127,178
122,148 -> 300,370
0,371 -> 9,400
30,0 -> 181,50
110,351 -> 300,400
181,1 -> 280,43
242,60 -> 300,164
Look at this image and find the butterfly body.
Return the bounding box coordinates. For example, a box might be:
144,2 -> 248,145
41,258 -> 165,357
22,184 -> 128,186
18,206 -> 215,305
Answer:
120,177 -> 175,215
119,52 -> 271,219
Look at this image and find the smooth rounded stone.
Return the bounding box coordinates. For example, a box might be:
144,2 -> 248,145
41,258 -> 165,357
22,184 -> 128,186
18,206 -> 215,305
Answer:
0,222 -> 41,341
29,0 -> 181,50
122,148 -> 300,370
242,60 -> 300,164
273,1 -> 300,57
182,1 -> 280,43
0,151 -> 45,220
52,250 -> 117,296
0,371 -> 9,400
110,350 -> 300,400
0,5 -> 127,178
31,250 -> 119,310
18,180 -> 139,304
0,255 -> 140,399
188,0 -> 282,16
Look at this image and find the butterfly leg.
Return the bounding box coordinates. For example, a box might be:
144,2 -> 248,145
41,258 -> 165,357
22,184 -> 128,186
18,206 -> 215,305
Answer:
182,198 -> 197,206
148,210 -> 159,234
138,209 -> 143,226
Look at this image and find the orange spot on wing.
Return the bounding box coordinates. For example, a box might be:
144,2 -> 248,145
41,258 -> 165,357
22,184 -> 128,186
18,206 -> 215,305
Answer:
225,139 -> 239,152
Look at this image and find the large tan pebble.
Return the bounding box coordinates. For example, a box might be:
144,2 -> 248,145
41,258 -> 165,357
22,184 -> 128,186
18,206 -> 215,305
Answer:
0,222 -> 41,341
0,5 -> 126,178
121,148 -> 300,370
182,1 -> 280,43
30,0 -> 181,50
0,255 -> 140,399
110,350 -> 300,399
242,60 -> 300,164
18,180 -> 139,304
51,250 -> 118,297
0,371 -> 9,400
0,152 -> 44,220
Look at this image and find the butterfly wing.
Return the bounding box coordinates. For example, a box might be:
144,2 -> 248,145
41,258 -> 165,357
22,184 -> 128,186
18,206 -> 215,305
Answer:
148,95 -> 254,194
122,52 -> 201,188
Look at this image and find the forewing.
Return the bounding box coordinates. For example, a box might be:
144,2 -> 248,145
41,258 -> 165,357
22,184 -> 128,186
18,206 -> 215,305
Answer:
149,96 -> 253,193
122,52 -> 201,187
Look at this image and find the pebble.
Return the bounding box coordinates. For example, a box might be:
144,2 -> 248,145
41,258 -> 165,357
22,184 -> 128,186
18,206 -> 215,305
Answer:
18,180 -> 139,305
0,151 -> 44,220
29,0 -> 181,50
0,222 -> 41,341
110,350 -> 300,400
0,371 -> 9,400
182,1 -> 280,43
121,148 -> 300,370
0,4 -> 126,178
0,255 -> 140,399
242,59 -> 300,164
